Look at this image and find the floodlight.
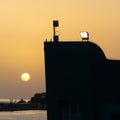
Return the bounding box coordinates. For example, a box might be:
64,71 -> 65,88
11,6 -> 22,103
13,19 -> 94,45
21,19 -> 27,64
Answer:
80,32 -> 89,41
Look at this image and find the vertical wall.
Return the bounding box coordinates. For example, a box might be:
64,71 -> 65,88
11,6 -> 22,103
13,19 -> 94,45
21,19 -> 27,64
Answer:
44,41 -> 118,120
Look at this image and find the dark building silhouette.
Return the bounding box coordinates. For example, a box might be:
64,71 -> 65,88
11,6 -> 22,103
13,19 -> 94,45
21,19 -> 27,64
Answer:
30,93 -> 46,109
44,40 -> 120,120
30,93 -> 46,103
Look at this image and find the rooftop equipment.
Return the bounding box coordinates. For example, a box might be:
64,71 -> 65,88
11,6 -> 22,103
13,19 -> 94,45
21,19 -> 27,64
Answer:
80,31 -> 89,41
53,20 -> 59,42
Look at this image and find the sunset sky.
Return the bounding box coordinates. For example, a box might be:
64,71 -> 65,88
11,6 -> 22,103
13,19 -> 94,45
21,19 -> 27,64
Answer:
0,0 -> 120,99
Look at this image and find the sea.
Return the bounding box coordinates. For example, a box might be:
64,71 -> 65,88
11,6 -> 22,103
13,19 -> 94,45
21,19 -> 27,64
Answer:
0,99 -> 47,120
0,110 -> 47,120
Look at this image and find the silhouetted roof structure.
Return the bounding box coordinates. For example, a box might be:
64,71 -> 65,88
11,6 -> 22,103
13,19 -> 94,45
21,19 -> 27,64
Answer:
44,40 -> 120,120
45,41 -> 106,60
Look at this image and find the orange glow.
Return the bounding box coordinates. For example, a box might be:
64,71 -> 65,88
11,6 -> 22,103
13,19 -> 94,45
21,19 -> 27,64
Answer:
0,0 -> 120,98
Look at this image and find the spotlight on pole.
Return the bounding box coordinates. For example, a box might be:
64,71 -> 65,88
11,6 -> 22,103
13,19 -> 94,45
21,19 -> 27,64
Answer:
80,32 -> 89,41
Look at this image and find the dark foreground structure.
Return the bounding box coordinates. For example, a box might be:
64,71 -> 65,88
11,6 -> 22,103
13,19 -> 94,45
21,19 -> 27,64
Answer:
44,40 -> 120,120
0,93 -> 46,111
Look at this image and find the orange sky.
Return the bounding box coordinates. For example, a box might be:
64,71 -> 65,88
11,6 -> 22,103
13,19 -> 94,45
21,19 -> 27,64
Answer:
0,0 -> 120,99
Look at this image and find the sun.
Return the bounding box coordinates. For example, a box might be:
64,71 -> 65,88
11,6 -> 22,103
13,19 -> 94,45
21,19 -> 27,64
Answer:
21,73 -> 30,82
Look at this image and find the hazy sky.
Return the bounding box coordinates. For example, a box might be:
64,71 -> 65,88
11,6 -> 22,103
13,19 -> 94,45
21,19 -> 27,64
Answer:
0,0 -> 120,99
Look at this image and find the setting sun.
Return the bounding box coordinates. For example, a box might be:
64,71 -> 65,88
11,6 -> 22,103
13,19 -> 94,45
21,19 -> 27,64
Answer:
21,73 -> 30,82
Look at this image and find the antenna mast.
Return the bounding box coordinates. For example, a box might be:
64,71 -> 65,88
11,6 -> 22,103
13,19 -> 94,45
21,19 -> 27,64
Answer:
53,20 -> 59,42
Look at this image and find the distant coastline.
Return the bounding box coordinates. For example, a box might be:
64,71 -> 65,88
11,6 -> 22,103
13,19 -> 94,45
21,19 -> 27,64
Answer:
0,98 -> 29,103
0,93 -> 46,111
0,102 -> 44,111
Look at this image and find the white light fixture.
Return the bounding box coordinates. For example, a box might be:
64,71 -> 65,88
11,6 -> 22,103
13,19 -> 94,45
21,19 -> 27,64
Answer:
80,32 -> 89,41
